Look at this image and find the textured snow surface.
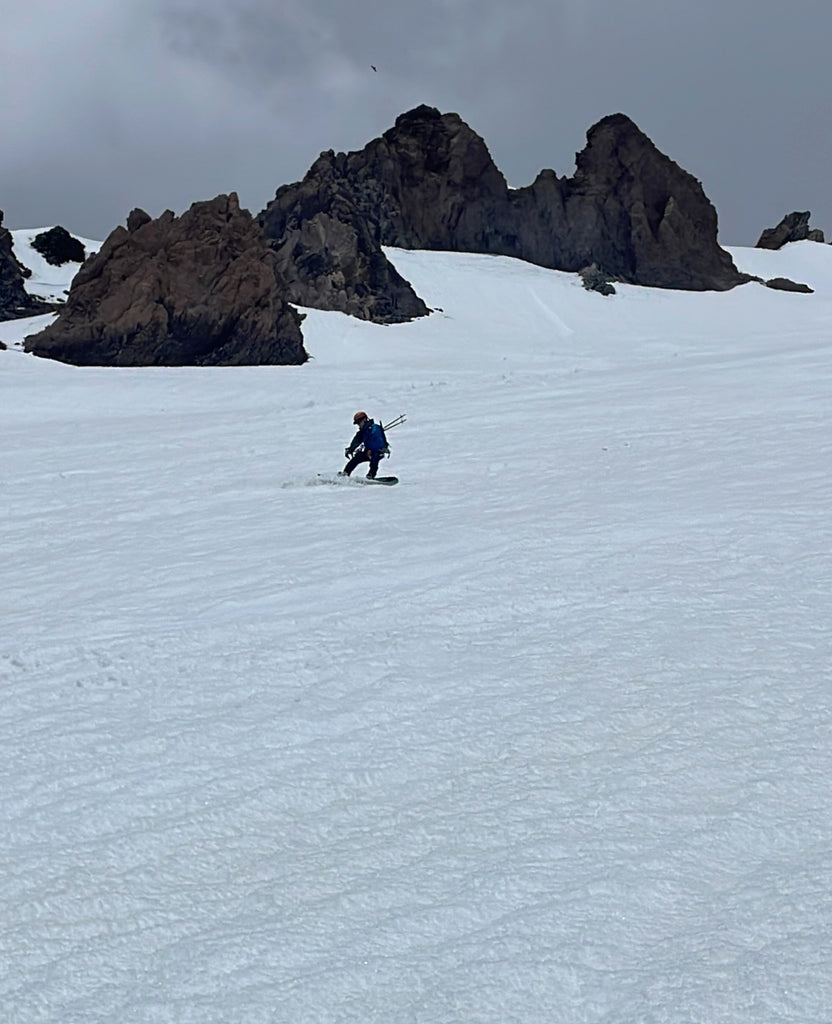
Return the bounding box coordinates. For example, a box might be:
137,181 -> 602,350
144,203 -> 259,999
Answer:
2,241 -> 832,1023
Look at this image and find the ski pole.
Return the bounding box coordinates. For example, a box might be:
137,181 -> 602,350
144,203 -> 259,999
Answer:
382,414 -> 407,431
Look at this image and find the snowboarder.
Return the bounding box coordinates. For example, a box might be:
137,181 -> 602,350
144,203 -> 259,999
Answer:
341,411 -> 389,479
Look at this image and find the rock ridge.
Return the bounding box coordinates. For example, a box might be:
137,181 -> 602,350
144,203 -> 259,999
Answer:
25,194 -> 307,366
756,211 -> 825,249
1,210 -> 55,320
258,106 -> 750,321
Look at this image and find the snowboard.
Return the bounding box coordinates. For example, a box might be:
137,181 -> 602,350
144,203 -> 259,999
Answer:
317,473 -> 399,486
354,475 -> 398,486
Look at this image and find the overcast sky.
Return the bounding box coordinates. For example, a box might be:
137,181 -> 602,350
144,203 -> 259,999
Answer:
3,0 -> 830,245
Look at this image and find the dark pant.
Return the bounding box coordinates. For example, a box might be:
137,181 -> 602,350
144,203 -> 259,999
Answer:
344,449 -> 382,478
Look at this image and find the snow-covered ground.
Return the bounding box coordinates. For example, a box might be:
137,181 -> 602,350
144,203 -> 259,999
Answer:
2,238 -> 831,1023
7,228 -> 100,303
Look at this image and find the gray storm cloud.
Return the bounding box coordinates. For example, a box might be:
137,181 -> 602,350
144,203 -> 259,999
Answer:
2,0 -> 831,243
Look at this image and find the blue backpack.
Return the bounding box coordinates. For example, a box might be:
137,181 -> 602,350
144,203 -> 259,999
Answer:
366,421 -> 388,451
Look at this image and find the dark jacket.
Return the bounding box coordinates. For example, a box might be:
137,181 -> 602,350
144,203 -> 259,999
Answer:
347,419 -> 388,454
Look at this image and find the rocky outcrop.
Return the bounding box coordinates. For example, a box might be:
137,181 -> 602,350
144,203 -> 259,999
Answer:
756,211 -> 825,249
335,106 -> 517,255
25,194 -> 307,366
258,150 -> 431,323
510,113 -> 747,290
579,263 -> 616,296
259,106 -> 749,321
31,225 -> 86,266
1,210 -> 53,321
764,277 -> 814,294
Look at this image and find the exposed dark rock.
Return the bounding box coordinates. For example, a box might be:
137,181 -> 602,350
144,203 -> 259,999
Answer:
31,225 -> 86,266
1,209 -> 54,321
579,263 -> 616,295
259,106 -> 748,321
764,277 -> 814,294
25,194 -> 307,366
756,211 -> 825,249
259,150 -> 431,323
0,338 -> 6,350
513,113 -> 748,290
127,208 -> 152,233
344,105 -> 517,254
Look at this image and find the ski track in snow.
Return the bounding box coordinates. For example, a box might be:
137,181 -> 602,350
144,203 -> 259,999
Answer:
1,241 -> 832,1022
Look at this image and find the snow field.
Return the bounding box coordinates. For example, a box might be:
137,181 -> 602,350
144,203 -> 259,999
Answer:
2,240 -> 832,1022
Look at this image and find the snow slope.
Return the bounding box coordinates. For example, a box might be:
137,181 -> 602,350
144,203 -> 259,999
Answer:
2,240 -> 832,1023
8,228 -> 100,303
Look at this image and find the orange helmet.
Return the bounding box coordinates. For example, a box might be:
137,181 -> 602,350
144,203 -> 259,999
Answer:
353,410 -> 368,423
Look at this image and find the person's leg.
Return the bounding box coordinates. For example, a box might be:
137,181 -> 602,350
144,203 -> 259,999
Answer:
368,450 -> 382,478
343,450 -> 370,476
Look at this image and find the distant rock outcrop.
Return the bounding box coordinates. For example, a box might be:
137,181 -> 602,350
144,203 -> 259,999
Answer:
25,194 -> 307,366
579,263 -> 616,296
259,106 -> 749,321
764,277 -> 814,294
258,150 -> 431,323
516,112 -> 746,291
756,211 -> 825,249
1,209 -> 53,321
31,225 -> 86,266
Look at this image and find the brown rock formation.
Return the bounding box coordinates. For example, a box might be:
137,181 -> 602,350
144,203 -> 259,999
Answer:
1,210 -> 53,321
756,211 -> 825,249
259,106 -> 749,322
259,151 -> 431,323
511,113 -> 746,290
764,277 -> 814,294
25,194 -> 307,366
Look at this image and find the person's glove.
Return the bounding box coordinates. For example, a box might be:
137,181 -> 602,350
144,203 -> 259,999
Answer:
344,447 -> 352,458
